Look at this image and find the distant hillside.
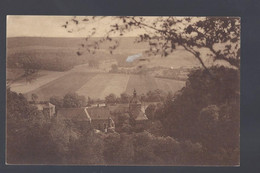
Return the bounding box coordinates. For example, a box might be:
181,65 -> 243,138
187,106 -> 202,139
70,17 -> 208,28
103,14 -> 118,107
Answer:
7,37 -> 148,49
7,37 -> 200,72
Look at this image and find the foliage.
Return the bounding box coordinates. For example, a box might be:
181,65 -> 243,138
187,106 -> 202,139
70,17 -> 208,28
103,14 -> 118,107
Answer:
7,49 -> 87,71
31,93 -> 38,103
50,116 -> 104,164
110,64 -> 118,72
50,96 -> 64,108
116,113 -> 133,133
105,93 -> 117,104
64,16 -> 240,72
6,89 -> 60,164
146,120 -> 164,136
7,89 -> 225,165
157,66 -> 240,165
120,93 -> 130,103
102,131 -> 203,165
144,89 -> 164,102
63,92 -> 86,108
145,104 -> 157,120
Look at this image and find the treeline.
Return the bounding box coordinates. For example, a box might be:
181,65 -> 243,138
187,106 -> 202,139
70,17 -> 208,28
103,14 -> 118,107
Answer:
154,67 -> 191,81
104,89 -> 167,105
7,52 -> 87,71
48,89 -> 166,109
49,93 -> 86,109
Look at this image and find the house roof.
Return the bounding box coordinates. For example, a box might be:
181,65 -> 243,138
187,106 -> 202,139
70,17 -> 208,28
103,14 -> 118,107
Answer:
57,108 -> 91,121
87,107 -> 111,120
129,97 -> 141,105
135,110 -> 148,121
34,102 -> 55,110
108,104 -> 129,113
129,89 -> 141,104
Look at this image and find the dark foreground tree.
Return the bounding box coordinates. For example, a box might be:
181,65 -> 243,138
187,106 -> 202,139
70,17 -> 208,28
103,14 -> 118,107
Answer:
158,66 -> 240,165
6,89 -> 60,164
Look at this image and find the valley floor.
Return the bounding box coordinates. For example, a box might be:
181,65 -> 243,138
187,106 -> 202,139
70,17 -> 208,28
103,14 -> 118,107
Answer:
8,64 -> 185,101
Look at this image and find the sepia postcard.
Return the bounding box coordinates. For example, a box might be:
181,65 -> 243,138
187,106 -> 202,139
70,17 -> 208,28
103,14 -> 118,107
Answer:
6,15 -> 240,166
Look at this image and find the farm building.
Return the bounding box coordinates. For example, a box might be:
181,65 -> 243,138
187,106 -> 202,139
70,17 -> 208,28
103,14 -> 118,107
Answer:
108,89 -> 149,126
56,108 -> 92,132
86,106 -> 115,133
56,107 -> 115,133
29,101 -> 56,118
129,89 -> 148,124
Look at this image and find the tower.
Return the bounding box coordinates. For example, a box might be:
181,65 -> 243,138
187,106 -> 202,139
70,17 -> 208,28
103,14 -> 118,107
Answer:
129,89 -> 142,119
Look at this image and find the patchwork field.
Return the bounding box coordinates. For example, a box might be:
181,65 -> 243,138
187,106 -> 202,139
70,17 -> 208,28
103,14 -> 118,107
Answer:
9,64 -> 186,101
9,70 -> 70,94
155,78 -> 186,93
125,75 -> 185,96
24,72 -> 97,101
10,69 -> 186,101
76,73 -> 130,99
125,75 -> 158,95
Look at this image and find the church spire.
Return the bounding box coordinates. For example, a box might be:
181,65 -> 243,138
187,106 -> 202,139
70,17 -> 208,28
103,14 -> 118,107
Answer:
133,88 -> 137,97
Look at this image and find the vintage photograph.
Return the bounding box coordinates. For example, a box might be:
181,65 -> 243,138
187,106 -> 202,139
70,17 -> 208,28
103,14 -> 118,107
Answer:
6,16 -> 240,165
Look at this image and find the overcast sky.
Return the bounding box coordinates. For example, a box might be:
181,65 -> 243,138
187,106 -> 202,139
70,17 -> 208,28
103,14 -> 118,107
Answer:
7,15 -> 200,38
7,15 -> 160,38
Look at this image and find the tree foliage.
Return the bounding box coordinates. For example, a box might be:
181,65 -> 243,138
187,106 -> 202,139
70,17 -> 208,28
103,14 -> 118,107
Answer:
120,92 -> 130,103
50,95 -> 64,108
63,92 -> 86,108
64,16 -> 240,72
6,89 -> 60,164
105,93 -> 117,104
157,66 -> 240,165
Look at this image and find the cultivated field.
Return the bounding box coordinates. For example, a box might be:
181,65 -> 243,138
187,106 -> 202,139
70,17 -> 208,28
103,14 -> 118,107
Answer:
155,78 -> 186,93
125,75 -> 185,96
125,75 -> 158,95
7,37 -> 191,101
13,70 -> 185,101
8,69 -> 70,94
24,72 -> 97,101
76,73 -> 130,99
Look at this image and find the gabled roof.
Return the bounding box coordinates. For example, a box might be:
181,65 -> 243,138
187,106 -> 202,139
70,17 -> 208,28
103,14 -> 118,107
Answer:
57,108 -> 91,121
87,107 -> 111,120
108,104 -> 129,113
135,110 -> 148,121
31,102 -> 55,110
129,97 -> 141,104
129,89 -> 141,104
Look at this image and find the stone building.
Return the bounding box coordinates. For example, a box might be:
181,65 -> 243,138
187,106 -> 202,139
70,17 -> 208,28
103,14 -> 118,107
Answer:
56,107 -> 92,132
30,101 -> 55,118
86,106 -> 115,132
56,106 -> 115,133
129,89 -> 148,124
